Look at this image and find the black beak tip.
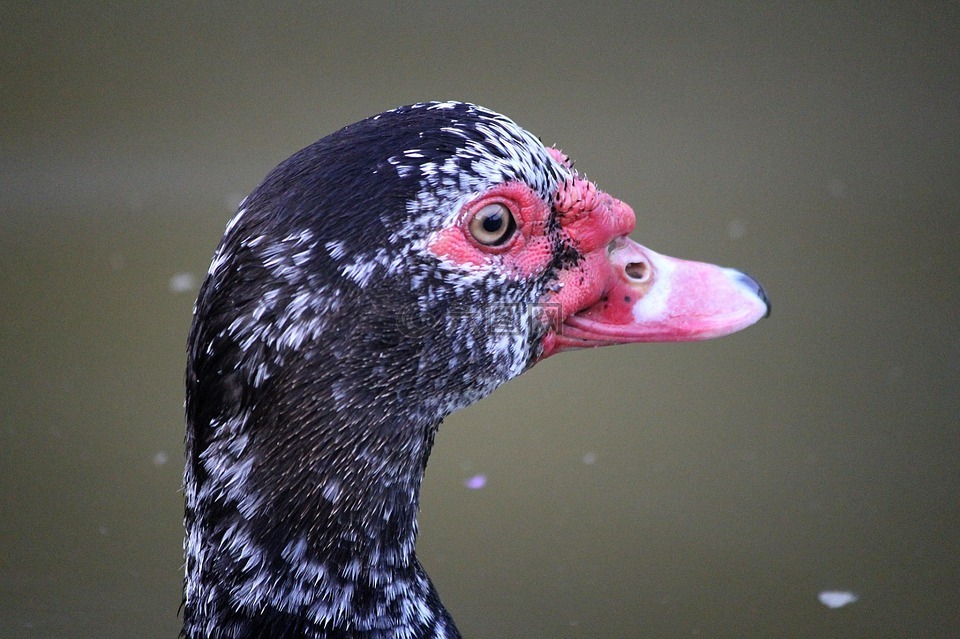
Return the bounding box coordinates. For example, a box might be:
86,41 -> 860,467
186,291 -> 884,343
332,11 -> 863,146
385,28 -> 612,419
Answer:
736,271 -> 771,318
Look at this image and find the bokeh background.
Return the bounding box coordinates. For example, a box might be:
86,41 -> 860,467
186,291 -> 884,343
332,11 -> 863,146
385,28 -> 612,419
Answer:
2,3 -> 958,637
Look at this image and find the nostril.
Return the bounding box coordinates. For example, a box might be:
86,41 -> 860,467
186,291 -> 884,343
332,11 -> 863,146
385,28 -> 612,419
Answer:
625,261 -> 650,282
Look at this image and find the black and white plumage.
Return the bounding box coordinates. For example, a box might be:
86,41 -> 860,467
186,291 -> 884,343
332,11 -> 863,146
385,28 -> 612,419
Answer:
183,102 -> 769,638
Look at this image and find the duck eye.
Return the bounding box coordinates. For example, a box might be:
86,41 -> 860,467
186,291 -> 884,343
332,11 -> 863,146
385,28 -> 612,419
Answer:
468,203 -> 517,246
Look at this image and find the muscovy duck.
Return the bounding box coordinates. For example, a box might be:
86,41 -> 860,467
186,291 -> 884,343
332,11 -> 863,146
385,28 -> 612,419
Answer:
184,101 -> 769,638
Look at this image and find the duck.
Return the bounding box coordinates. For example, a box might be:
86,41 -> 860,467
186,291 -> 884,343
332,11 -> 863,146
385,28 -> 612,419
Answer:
183,101 -> 769,638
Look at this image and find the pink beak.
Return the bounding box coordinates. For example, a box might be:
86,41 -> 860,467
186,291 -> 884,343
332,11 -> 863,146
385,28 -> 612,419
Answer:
543,236 -> 769,355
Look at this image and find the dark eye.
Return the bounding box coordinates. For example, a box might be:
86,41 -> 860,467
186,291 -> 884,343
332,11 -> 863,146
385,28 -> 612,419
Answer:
468,203 -> 517,246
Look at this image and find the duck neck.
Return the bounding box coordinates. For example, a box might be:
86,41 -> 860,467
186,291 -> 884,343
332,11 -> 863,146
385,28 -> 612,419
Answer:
184,392 -> 461,638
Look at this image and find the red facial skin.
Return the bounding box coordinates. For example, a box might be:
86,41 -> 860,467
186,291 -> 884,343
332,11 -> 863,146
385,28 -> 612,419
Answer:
428,149 -> 768,360
427,181 -> 559,278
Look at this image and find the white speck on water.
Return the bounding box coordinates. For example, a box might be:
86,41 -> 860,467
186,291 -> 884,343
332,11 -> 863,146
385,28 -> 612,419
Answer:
153,450 -> 169,466
726,219 -> 746,239
818,590 -> 858,608
582,452 -> 597,465
886,365 -> 903,384
99,525 -> 109,536
168,272 -> 197,294
828,179 -> 847,199
464,474 -> 487,490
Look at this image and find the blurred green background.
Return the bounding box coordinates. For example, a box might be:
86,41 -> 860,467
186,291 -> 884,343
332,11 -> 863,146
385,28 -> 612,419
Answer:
1,3 -> 958,637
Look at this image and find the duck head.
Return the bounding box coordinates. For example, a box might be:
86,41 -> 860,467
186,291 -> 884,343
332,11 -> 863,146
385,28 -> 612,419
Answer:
184,102 -> 768,638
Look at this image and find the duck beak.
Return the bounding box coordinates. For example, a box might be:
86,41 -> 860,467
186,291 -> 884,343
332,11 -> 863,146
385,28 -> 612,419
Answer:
542,236 -> 769,356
